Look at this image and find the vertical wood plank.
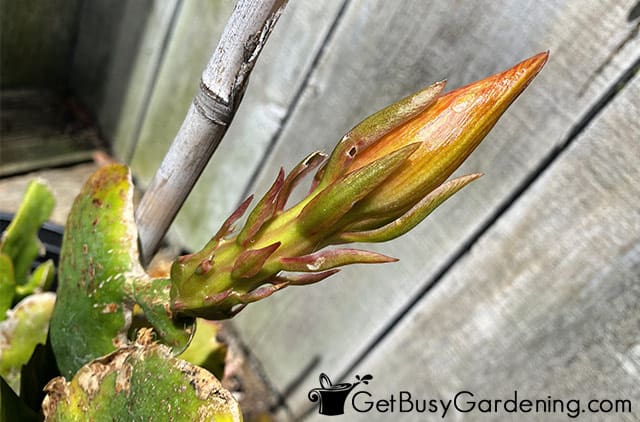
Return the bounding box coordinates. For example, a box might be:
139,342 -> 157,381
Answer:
0,163 -> 99,225
230,0 -> 640,415
69,0 -> 180,157
106,0 -> 180,161
0,0 -> 81,88
0,90 -> 99,175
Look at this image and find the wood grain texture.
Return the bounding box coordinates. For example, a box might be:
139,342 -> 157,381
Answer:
0,163 -> 100,225
331,74 -> 640,422
107,0 -> 180,161
0,0 -> 81,88
128,0 -> 234,182
230,0 -> 640,415
0,90 -> 99,176
129,0 -> 345,249
69,0 -> 179,157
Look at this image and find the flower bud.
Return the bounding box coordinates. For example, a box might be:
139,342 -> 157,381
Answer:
170,53 -> 548,319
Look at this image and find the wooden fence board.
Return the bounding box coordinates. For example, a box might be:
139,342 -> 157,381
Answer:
0,90 -> 99,176
0,163 -> 99,225
69,0 -> 180,158
0,0 -> 81,88
330,74 -> 640,422
129,0 -> 346,249
230,0 -> 640,415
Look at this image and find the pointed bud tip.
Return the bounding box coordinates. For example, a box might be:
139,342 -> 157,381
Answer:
519,51 -> 549,79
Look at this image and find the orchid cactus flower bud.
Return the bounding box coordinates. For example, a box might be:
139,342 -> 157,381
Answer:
171,52 -> 548,319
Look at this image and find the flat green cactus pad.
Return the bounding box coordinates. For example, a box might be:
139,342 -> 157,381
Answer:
43,330 -> 242,422
50,165 -> 142,378
49,165 -> 194,379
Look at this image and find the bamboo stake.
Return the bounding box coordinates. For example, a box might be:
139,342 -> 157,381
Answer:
135,0 -> 288,265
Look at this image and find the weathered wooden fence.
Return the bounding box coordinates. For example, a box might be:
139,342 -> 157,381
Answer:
2,1 -> 639,420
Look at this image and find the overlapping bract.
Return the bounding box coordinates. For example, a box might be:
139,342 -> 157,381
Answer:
171,52 -> 548,319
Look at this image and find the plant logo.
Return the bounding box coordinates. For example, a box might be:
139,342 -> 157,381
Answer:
308,373 -> 373,416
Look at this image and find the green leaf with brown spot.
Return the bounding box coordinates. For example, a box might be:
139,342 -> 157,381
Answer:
43,332 -> 241,422
49,164 -> 143,378
0,292 -> 56,392
50,165 -> 197,378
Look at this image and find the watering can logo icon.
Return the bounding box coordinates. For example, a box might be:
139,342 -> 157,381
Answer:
308,373 -> 373,416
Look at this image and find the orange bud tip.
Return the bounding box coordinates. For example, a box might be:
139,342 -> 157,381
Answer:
516,51 -> 549,84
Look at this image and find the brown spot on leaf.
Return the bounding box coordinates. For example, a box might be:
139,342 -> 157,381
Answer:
42,377 -> 69,419
115,361 -> 132,396
163,303 -> 173,319
102,303 -> 118,313
76,351 -> 127,400
112,333 -> 129,348
135,327 -> 156,346
92,198 -> 103,207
